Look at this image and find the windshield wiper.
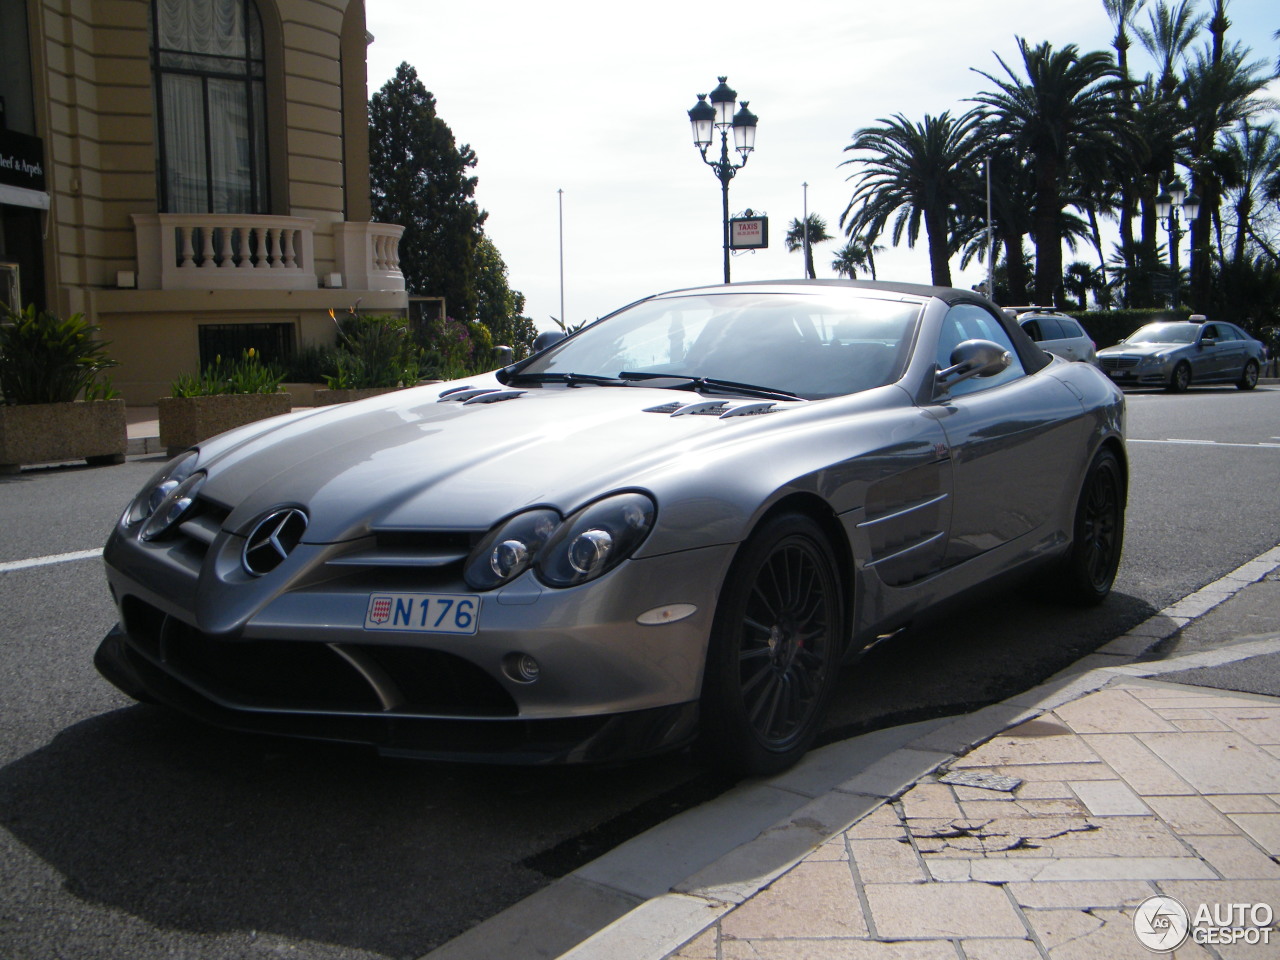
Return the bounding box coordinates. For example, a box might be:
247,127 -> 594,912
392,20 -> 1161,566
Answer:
504,371 -> 627,387
618,372 -> 803,402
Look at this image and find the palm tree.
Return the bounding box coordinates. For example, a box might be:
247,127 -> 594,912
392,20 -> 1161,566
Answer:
1064,261 -> 1104,309
830,239 -> 882,279
1221,121 -> 1280,265
839,110 -> 982,287
1102,0 -> 1149,289
784,214 -> 832,279
971,39 -> 1136,306
1138,0 -> 1207,93
1178,41 -> 1274,303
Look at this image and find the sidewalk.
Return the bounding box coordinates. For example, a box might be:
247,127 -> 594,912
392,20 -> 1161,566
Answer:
426,545 -> 1280,960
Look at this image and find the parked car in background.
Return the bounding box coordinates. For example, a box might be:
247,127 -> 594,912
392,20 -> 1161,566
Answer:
95,279 -> 1127,776
1004,307 -> 1098,365
1097,316 -> 1265,392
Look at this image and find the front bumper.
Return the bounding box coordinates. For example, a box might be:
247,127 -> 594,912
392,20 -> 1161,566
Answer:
98,529 -> 736,763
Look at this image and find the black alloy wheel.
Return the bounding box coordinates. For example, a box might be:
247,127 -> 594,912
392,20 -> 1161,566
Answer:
1060,448 -> 1125,605
1238,360 -> 1259,391
698,513 -> 843,776
1168,361 -> 1192,393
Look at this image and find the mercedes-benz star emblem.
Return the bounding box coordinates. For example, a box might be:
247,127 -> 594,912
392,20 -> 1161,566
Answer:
243,508 -> 308,576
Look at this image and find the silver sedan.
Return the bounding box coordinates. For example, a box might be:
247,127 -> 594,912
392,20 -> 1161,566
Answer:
1097,317 -> 1266,392
95,280 -> 1127,775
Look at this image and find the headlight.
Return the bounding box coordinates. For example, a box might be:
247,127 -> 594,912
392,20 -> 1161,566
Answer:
537,492 -> 655,588
140,471 -> 206,541
124,451 -> 199,527
464,509 -> 560,589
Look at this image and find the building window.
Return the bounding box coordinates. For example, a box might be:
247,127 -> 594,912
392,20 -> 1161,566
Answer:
151,0 -> 269,214
198,323 -> 294,368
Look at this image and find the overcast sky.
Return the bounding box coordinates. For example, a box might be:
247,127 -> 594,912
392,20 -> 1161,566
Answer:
363,0 -> 1279,330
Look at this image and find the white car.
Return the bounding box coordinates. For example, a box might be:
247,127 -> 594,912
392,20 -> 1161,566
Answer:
1007,308 -> 1098,365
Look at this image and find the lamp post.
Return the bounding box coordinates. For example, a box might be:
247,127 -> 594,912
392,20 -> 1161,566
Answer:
687,77 -> 757,284
1154,177 -> 1200,310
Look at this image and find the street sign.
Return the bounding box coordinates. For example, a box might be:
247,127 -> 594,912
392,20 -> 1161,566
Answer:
729,216 -> 768,249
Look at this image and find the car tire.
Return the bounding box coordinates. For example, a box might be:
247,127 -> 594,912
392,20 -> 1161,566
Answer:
697,513 -> 843,777
1058,448 -> 1125,606
1238,360 -> 1259,391
1167,362 -> 1192,393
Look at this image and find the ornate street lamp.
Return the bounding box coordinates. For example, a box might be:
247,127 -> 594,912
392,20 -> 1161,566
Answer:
688,77 -> 758,283
1154,177 -> 1200,309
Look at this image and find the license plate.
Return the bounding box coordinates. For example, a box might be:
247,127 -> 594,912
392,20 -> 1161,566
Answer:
1108,370 -> 1128,379
364,593 -> 480,635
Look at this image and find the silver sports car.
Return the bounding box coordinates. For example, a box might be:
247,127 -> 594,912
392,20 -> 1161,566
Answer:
96,280 -> 1127,775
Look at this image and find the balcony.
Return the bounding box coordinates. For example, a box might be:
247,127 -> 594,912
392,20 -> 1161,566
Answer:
131,214 -> 404,292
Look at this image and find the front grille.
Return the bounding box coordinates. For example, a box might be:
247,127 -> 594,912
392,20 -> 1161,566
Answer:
120,597 -> 518,717
1100,356 -> 1138,371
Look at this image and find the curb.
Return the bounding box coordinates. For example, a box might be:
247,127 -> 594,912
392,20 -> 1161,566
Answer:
421,542 -> 1280,960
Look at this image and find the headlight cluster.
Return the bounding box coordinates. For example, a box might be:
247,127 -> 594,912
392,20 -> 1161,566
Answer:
464,492 -> 656,590
123,451 -> 206,540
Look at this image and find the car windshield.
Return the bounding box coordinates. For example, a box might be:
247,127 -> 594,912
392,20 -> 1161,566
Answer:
1123,322 -> 1199,345
512,292 -> 922,400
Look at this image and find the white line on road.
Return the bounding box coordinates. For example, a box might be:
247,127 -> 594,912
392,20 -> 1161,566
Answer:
0,548 -> 103,573
1129,438 -> 1280,449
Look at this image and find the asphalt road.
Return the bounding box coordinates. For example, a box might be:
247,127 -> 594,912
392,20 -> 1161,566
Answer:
2,385 -> 1278,959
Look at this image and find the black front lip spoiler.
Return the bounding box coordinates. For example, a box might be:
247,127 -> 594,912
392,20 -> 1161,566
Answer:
94,625 -> 699,765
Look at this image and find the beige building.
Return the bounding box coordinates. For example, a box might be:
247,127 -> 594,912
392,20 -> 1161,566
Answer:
0,0 -> 406,403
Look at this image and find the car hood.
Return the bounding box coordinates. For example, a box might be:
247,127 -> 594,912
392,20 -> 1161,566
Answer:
1097,342 -> 1182,358
194,378 -> 814,542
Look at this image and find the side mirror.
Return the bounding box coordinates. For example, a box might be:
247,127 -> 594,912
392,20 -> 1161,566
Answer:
493,345 -> 514,366
532,330 -> 567,353
1198,337 -> 1216,348
936,339 -> 1012,389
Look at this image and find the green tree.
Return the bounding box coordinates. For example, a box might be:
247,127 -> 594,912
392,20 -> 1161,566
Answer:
830,239 -> 882,279
369,63 -> 486,318
473,235 -> 538,358
1102,0 -> 1149,289
840,111 -> 982,286
784,214 -> 832,278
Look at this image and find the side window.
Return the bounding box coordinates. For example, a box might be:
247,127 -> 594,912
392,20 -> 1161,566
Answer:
936,304 -> 1026,397
1020,319 -> 1043,341
1037,316 -> 1066,340
1059,318 -> 1084,339
1200,324 -> 1219,340
1216,325 -> 1240,341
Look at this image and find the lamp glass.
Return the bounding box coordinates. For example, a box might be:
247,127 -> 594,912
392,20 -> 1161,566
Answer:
1183,195 -> 1201,221
1167,178 -> 1187,206
1155,192 -> 1173,219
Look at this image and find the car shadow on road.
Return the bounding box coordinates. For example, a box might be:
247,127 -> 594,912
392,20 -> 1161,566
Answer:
0,703 -> 699,958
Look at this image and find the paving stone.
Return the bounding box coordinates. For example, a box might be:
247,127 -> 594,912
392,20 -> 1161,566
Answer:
996,762 -> 1118,782
1206,794 -> 1279,814
1015,781 -> 1073,800
670,926 -> 718,959
1226,813 -> 1280,856
1014,798 -> 1089,817
1069,779 -> 1153,816
1007,879 -> 1154,910
1144,795 -> 1238,835
719,940 -> 957,960
961,800 -> 1024,820
954,732 -> 1100,768
848,837 -> 928,884
955,785 -> 1019,802
807,835 -> 850,862
961,939 -> 1043,960
899,782 -> 965,820
1212,709 -> 1280,745
1055,689 -> 1178,734
846,804 -> 906,840
1032,857 -> 1215,881
1172,718 -> 1233,732
1082,734 -> 1196,796
1186,834 -> 1280,879
720,860 -> 868,940
1137,732 -> 1280,794
1024,907 -> 1190,959
925,858 -> 1057,883
863,882 -> 1027,939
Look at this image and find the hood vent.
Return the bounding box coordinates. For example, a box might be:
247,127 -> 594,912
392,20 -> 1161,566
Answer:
437,387 -> 525,405
645,399 -> 780,419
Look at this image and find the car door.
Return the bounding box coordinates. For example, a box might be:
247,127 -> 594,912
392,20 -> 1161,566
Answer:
1213,324 -> 1248,380
925,304 -> 1089,567
1193,324 -> 1227,380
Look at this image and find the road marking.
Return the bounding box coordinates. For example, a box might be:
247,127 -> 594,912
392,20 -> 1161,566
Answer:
1129,438 -> 1280,449
0,548 -> 103,573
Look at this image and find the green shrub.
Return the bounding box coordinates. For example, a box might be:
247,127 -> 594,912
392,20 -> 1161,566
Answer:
325,308 -> 421,389
0,303 -> 118,405
171,348 -> 285,397
282,343 -> 341,383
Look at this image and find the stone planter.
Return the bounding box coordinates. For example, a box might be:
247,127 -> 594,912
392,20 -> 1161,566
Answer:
0,399 -> 128,474
281,382 -> 326,407
313,386 -> 402,406
158,393 -> 292,456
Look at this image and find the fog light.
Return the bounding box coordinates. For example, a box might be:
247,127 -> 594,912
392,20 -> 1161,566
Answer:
503,652 -> 541,683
